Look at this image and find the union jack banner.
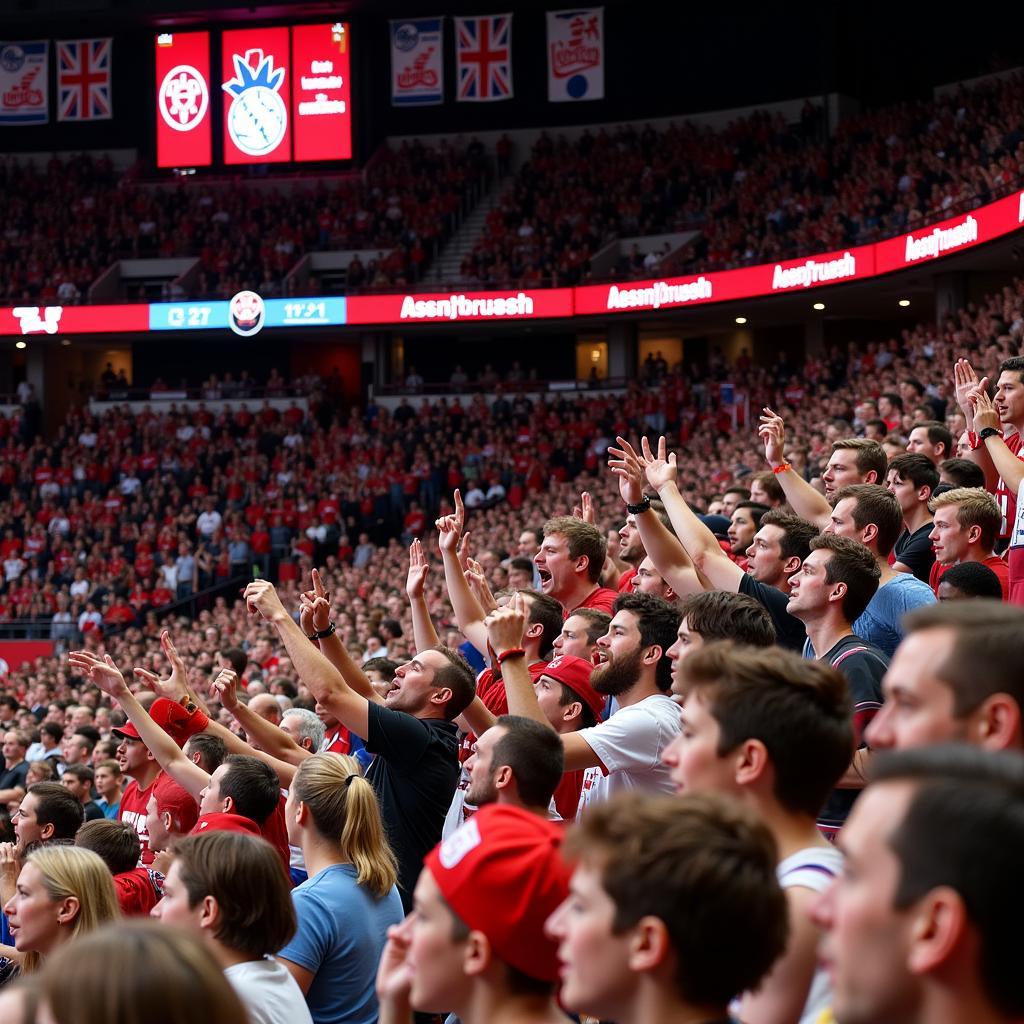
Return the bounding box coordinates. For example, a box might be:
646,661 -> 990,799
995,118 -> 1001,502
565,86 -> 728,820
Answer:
455,15 -> 512,102
57,38 -> 112,121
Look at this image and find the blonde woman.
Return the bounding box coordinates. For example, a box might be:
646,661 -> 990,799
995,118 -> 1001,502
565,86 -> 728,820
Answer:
278,754 -> 403,1024
36,919 -> 250,1024
0,845 -> 119,982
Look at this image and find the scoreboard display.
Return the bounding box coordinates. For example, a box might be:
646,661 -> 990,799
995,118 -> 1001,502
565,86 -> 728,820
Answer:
156,22 -> 351,168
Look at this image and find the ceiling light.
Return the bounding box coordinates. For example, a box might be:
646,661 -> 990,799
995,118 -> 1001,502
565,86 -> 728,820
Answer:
735,316 -> 747,325
15,341 -> 26,349
898,299 -> 910,307
812,302 -> 825,311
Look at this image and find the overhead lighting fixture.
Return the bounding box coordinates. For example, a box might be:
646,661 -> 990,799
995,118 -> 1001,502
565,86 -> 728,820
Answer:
60,338 -> 71,346
898,299 -> 910,307
735,316 -> 747,325
15,341 -> 26,349
812,302 -> 825,311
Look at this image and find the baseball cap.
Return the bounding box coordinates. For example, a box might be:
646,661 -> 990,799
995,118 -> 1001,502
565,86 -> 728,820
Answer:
153,774 -> 199,834
541,655 -> 604,721
190,812 -> 261,838
424,804 -> 571,983
699,513 -> 732,538
111,697 -> 195,748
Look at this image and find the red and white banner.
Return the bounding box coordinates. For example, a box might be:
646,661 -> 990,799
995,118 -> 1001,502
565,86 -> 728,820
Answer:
291,23 -> 352,161
57,38 -> 111,121
547,8 -> 604,102
0,41 -> 49,126
221,27 -> 291,165
155,31 -> 212,168
347,288 -> 574,324
0,640 -> 55,677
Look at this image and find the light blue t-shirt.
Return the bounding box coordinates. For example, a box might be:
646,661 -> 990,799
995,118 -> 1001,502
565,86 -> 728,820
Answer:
852,572 -> 935,657
277,863 -> 403,1024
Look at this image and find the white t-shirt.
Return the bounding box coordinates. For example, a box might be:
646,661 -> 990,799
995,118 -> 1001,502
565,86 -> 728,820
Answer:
224,958 -> 313,1024
575,693 -> 680,818
777,846 -> 843,1024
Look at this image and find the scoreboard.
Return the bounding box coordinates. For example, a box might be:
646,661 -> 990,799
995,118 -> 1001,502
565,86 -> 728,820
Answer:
155,22 -> 351,168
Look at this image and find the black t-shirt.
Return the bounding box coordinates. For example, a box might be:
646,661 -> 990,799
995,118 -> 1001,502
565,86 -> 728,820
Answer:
893,523 -> 935,583
739,574 -> 806,652
82,800 -> 105,822
0,760 -> 28,795
365,702 -> 459,911
816,635 -> 888,837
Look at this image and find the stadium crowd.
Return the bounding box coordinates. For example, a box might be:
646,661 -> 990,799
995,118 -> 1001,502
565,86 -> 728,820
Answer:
0,137 -> 491,304
0,246 -> 1018,1023
459,71 -> 1024,288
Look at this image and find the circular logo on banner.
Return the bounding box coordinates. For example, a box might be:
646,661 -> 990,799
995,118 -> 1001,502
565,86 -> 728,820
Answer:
159,65 -> 210,132
0,46 -> 25,74
229,290 -> 265,337
394,23 -> 420,51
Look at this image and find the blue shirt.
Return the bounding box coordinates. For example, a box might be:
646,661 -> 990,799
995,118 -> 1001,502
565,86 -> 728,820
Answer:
852,572 -> 935,657
277,863 -> 403,1024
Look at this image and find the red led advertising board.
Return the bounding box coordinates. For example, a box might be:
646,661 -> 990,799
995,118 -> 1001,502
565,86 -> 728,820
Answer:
155,32 -> 212,168
221,27 -> 292,165
346,289 -> 575,325
292,23 -> 352,161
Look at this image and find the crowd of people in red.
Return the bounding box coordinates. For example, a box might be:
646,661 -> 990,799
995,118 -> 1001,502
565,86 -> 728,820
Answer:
459,72 -> 1024,288
0,138 -> 490,304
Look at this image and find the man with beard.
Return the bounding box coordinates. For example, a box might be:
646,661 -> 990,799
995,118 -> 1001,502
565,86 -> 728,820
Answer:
462,715 -> 565,818
484,592 -> 680,818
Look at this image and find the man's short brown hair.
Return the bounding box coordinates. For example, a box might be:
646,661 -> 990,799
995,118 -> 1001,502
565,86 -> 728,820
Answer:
832,438 -> 888,482
831,483 -> 904,558
676,642 -> 853,816
543,516 -> 606,583
566,792 -> 788,1008
676,591 -> 776,647
929,488 -> 1001,551
808,533 -> 881,623
76,818 -> 141,875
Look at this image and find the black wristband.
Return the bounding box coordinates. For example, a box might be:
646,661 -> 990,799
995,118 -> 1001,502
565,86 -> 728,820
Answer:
979,427 -> 1003,441
626,496 -> 651,514
313,622 -> 336,640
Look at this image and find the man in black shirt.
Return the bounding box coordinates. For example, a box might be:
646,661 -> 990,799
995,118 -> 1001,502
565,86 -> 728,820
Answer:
886,453 -> 938,583
243,578 -> 476,910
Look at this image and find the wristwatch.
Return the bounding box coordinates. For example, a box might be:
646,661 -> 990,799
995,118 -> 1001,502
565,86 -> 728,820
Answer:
626,496 -> 651,514
179,694 -> 199,715
979,426 -> 1003,441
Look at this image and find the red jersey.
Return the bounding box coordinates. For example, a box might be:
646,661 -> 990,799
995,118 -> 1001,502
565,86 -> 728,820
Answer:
118,774 -> 161,864
114,867 -> 159,916
617,567 -> 637,593
568,585 -> 618,618
930,555 -> 1010,600
994,433 -> 1024,540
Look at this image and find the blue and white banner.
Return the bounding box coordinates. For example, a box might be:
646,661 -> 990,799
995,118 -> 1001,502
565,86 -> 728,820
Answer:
390,18 -> 444,106
0,41 -> 49,125
547,8 -> 604,102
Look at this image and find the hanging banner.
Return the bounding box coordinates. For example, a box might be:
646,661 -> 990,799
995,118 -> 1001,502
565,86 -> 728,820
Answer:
292,22 -> 352,161
0,41 -> 49,125
455,14 -> 512,102
547,9 -> 603,101
390,17 -> 444,106
155,31 -> 212,168
56,38 -> 112,120
221,27 -> 291,165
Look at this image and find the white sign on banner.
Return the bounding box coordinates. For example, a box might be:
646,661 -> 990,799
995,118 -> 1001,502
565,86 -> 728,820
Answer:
0,40 -> 49,124
390,18 -> 444,106
546,8 -> 604,102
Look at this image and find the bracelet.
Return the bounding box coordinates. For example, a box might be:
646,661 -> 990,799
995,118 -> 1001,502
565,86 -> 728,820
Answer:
313,623 -> 336,640
772,463 -> 792,475
979,426 -> 1003,441
306,632 -> 318,642
967,430 -> 981,451
625,496 -> 651,514
496,647 -> 526,665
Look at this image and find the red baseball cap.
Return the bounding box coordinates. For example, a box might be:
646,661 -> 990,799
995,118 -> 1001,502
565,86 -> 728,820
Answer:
424,804 -> 571,983
190,812 -> 261,838
541,655 -> 604,722
111,697 -> 193,748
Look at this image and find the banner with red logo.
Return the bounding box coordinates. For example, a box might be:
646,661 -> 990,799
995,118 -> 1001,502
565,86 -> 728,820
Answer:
347,288 -> 574,324
155,32 -> 212,168
291,23 -> 352,161
390,17 -> 444,106
0,41 -> 49,126
547,9 -> 603,102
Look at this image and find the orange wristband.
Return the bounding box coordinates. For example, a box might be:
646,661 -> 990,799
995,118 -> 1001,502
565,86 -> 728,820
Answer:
772,463 -> 791,475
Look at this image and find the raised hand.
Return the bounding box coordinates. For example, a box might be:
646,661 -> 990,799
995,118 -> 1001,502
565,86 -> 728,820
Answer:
484,592 -> 527,653
68,651 -> 130,699
244,579 -> 288,622
572,491 -> 597,525
456,529 -> 473,571
970,379 -> 1000,431
210,667 -> 239,711
953,358 -> 981,425
758,407 -> 787,468
607,437 -> 646,505
406,539 -> 430,599
466,558 -> 498,613
639,435 -> 678,492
